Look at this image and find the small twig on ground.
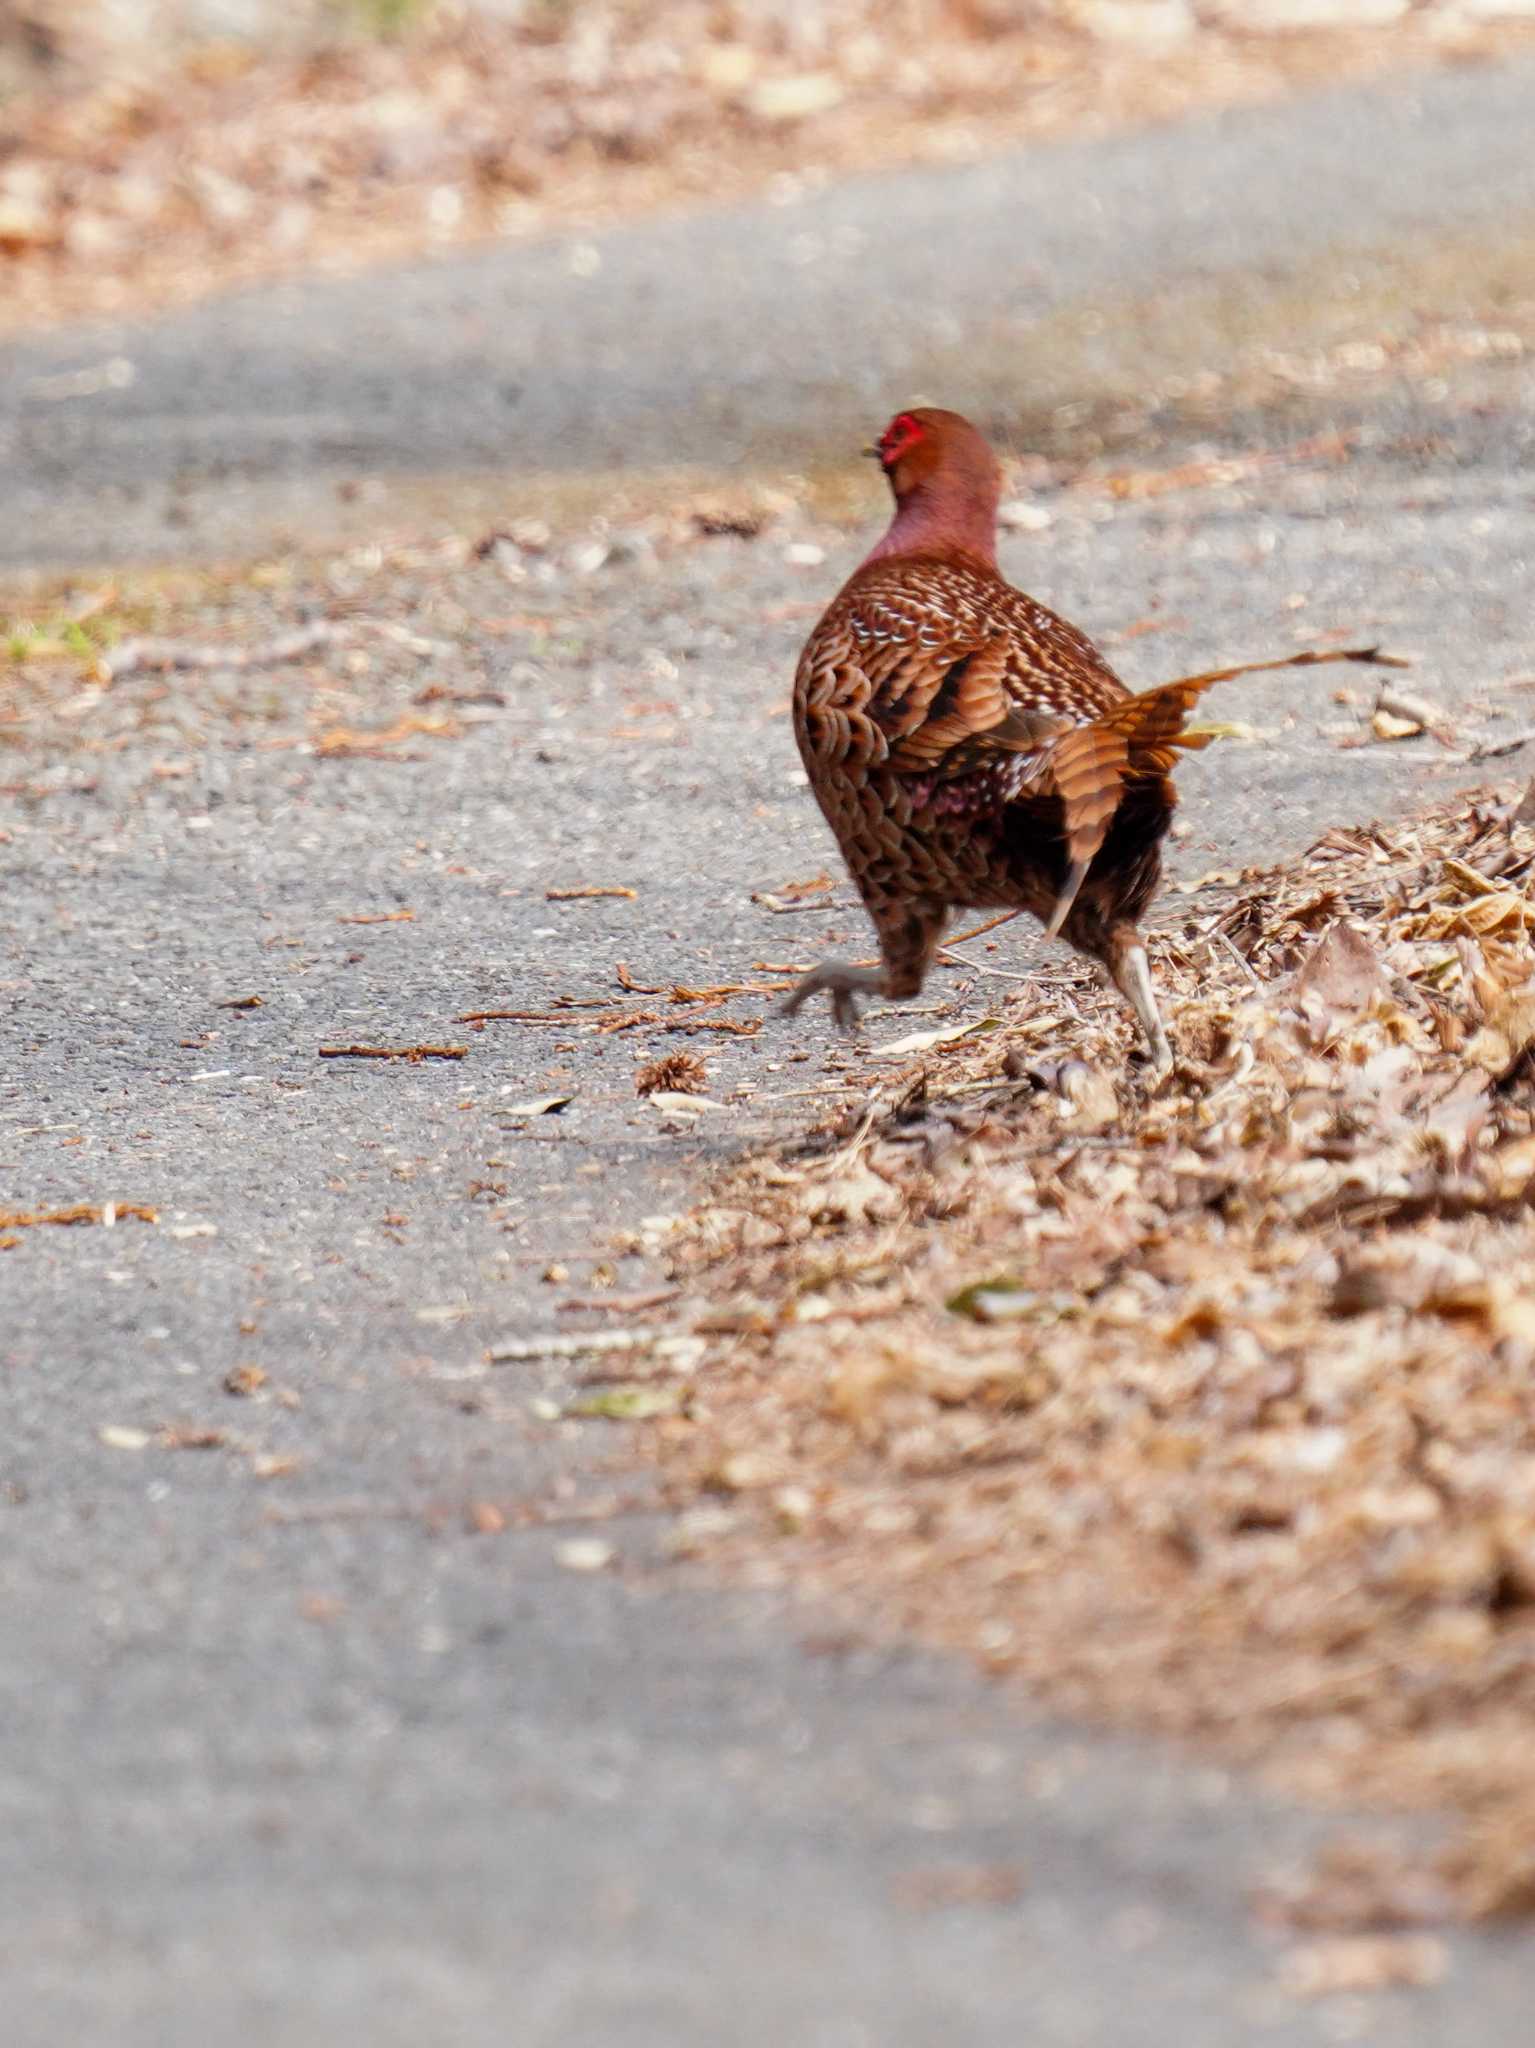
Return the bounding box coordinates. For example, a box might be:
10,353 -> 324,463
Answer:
488,1329 -> 699,1365
1470,727 -> 1535,764
813,1096 -> 886,1181
557,1288 -> 681,1315
262,1494 -> 648,1531
1216,930 -> 1264,991
0,1201 -> 157,1230
938,945 -> 1037,983
262,1499 -> 422,1525
947,909 -> 1024,947
318,1043 -> 467,1061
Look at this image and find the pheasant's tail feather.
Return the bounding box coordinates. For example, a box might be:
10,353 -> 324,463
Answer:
1043,858 -> 1090,939
1039,645 -> 1387,936
1146,643 -> 1399,697
1037,720 -> 1131,933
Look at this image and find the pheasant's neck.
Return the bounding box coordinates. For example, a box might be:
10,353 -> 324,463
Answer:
863,482 -> 998,569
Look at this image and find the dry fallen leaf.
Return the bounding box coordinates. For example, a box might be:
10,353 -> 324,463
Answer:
1466,982 -> 1535,1081
565,1384 -> 686,1421
1291,919 -> 1387,1019
870,1018 -> 1002,1058
497,1094 -> 576,1117
98,1425 -> 152,1451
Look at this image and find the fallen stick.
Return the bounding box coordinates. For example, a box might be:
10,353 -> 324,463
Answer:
104,623 -> 345,680
1469,726 -> 1535,763
318,1043 -> 467,1061
488,1328 -> 701,1365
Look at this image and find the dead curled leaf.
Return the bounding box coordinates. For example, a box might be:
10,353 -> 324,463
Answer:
870,1017 -> 1002,1059
497,1094 -> 575,1117
1290,918 -> 1388,1022
1466,982 -> 1535,1082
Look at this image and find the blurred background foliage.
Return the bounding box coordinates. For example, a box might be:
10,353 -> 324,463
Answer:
3,1 -> 1533,334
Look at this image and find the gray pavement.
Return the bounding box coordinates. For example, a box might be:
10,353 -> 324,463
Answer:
6,57 -> 1535,2047
4,54 -> 1535,569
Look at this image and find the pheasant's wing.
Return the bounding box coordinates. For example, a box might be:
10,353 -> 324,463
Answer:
881,635 -> 1079,773
826,571 -> 1126,782
847,600 -> 1128,916
864,608 -> 1126,866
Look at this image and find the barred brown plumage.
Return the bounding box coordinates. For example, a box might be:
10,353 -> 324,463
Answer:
783,406 -> 1391,1076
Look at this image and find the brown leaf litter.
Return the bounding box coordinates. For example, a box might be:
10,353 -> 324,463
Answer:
642,781 -> 1535,1926
5,5 -> 1532,340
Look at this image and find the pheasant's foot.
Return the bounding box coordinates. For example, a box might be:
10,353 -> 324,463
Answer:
780,960 -> 885,1032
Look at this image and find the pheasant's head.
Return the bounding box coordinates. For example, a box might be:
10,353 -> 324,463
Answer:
871,408 -> 1000,494
866,408 -> 1002,561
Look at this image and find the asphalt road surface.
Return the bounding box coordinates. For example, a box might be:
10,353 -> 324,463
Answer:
5,57 -> 1535,2047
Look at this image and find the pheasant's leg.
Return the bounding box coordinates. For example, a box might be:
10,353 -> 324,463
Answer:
782,898 -> 947,1032
1104,926 -> 1173,1080
1064,905 -> 1174,1078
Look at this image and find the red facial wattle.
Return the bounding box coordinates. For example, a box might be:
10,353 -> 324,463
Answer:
877,414 -> 926,468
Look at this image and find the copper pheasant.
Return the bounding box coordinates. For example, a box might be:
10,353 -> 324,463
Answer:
785,406 -> 1383,1075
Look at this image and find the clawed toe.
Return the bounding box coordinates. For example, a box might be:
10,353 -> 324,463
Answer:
1142,1041 -> 1176,1090
780,960 -> 885,1033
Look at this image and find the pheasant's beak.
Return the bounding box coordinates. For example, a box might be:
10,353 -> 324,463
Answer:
862,444 -> 882,461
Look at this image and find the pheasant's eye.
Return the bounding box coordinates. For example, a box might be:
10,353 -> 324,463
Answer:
878,413 -> 925,465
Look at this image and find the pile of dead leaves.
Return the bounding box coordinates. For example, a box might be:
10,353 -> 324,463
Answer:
648,781 -> 1535,1927
4,1 -> 1535,333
